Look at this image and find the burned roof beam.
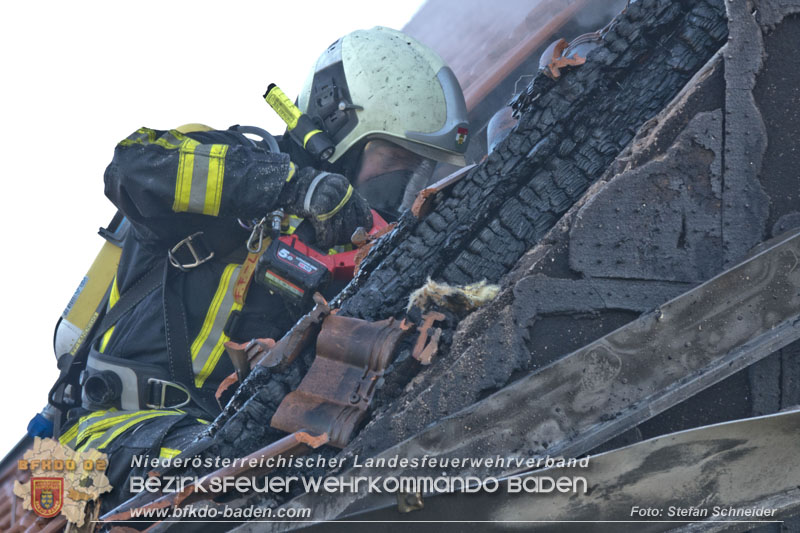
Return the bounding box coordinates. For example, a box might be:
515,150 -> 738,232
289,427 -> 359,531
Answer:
200,0 -> 729,486
336,0 -> 728,322
204,0 -> 729,466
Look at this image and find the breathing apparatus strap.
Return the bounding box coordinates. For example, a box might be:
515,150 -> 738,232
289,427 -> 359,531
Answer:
161,259 -> 220,417
101,267 -> 165,333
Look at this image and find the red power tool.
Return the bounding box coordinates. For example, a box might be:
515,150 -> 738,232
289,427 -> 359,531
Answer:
254,210 -> 389,304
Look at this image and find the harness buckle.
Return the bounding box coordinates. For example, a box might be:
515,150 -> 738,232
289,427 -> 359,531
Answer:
168,232 -> 214,271
146,378 -> 191,409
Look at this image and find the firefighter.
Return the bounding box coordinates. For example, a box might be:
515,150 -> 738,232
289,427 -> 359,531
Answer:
51,26 -> 470,508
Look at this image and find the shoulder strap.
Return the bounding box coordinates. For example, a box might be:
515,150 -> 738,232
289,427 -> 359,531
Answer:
96,265 -> 164,335
161,261 -> 222,417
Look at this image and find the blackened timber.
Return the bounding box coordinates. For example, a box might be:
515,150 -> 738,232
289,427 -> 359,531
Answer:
263,226 -> 800,527
206,0 -> 729,467
336,0 -> 728,321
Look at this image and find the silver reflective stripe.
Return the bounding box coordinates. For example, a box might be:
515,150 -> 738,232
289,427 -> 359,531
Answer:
162,130 -> 185,148
128,130 -> 150,143
187,144 -> 213,213
76,410 -> 184,451
61,409 -> 118,449
288,216 -> 304,231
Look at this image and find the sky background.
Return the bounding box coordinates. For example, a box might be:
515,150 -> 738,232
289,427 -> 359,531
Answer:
0,0 -> 424,454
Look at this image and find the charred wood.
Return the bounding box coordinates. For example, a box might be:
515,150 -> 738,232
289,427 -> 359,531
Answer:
204,0 -> 729,464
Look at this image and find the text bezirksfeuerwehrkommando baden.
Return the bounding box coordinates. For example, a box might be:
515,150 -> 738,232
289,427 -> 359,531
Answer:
131,454 -> 590,495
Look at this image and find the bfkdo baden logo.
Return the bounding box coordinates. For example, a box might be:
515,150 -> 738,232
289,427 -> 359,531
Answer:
13,437 -> 112,527
30,477 -> 64,518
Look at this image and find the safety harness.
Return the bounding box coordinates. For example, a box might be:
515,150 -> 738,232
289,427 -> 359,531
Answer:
82,224 -> 266,416
49,222 -> 261,439
51,126 -> 360,447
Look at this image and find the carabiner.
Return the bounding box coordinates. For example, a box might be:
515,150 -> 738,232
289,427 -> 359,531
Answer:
247,218 -> 267,253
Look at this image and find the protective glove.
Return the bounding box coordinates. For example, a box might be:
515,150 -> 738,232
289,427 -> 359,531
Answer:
281,166 -> 373,249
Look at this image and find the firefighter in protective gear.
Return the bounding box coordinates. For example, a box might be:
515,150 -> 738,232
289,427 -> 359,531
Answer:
295,26 -> 470,219
56,126 -> 372,500
54,26 -> 470,511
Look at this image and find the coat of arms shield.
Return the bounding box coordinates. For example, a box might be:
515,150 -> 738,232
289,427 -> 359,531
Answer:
31,477 -> 63,518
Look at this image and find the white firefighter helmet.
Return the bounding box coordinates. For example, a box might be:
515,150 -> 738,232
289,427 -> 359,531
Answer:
297,26 -> 470,166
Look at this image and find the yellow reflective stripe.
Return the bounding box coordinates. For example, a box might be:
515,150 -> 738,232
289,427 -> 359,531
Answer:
191,264 -> 237,356
70,410 -> 176,450
99,276 -> 120,353
193,305 -> 241,388
191,264 -> 242,388
153,130 -> 186,150
284,215 -> 303,235
108,275 -> 120,307
302,129 -> 323,149
285,162 -> 296,182
316,185 -> 353,221
99,327 -> 115,353
159,447 -> 182,459
73,411 -> 144,449
174,138 -> 226,215
89,412 -> 178,451
119,128 -> 227,215
327,244 -> 353,254
118,128 -> 156,147
79,410 -> 183,452
142,128 -> 157,142
59,408 -> 117,448
203,144 -> 227,216
173,137 -> 200,213
119,128 -> 185,149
